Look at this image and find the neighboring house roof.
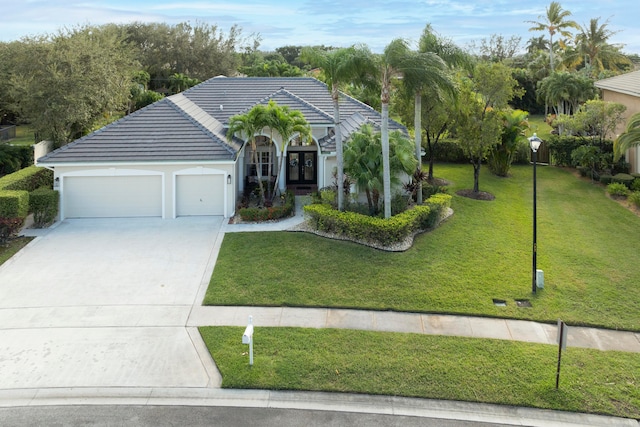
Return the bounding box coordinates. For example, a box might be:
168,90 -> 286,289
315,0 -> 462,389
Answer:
39,77 -> 406,164
594,70 -> 640,98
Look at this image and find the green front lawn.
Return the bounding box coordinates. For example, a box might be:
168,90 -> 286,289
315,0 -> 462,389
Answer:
10,125 -> 36,146
205,164 -> 640,331
200,327 -> 640,419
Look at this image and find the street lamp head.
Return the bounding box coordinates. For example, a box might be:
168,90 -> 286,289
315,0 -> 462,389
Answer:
529,133 -> 543,152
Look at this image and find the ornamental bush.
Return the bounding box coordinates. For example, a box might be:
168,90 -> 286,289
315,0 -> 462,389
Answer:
238,190 -> 295,222
628,191 -> 640,208
304,193 -> 452,247
606,182 -> 630,197
612,173 -> 634,188
29,187 -> 59,227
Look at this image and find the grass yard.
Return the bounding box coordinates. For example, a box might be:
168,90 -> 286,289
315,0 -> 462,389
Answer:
0,237 -> 33,265
10,125 -> 36,146
206,164 -> 640,331
526,114 -> 553,141
200,327 -> 640,419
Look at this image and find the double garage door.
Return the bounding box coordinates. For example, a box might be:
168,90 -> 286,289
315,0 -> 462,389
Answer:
63,172 -> 225,218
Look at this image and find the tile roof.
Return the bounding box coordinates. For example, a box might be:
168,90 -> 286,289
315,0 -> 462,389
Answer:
39,77 -> 406,164
594,70 -> 640,98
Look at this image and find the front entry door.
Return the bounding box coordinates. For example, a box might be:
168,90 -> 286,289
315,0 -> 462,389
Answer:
286,151 -> 317,185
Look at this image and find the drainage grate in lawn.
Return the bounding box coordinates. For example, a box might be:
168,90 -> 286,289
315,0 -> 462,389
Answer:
492,298 -> 507,307
515,299 -> 532,307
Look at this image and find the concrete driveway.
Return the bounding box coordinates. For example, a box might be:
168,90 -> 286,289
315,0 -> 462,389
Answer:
0,217 -> 223,389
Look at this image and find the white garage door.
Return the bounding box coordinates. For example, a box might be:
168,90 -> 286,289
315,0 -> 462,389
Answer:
176,174 -> 224,216
64,175 -> 162,218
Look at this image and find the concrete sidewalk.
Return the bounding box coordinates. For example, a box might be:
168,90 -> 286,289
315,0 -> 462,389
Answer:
188,305 -> 640,353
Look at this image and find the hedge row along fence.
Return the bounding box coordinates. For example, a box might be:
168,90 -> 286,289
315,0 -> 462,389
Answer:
303,193 -> 452,248
0,166 -> 56,243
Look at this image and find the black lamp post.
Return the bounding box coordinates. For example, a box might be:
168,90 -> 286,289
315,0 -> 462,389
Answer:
529,133 -> 543,294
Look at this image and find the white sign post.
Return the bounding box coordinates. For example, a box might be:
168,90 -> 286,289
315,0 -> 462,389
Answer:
242,315 -> 254,366
556,320 -> 568,389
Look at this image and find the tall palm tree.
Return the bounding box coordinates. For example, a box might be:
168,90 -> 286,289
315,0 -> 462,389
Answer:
377,38 -> 410,218
267,101 -> 312,203
413,24 -> 470,194
527,1 -> 578,72
614,113 -> 640,162
573,18 -> 631,76
227,104 -> 269,205
300,45 -> 371,211
537,71 -> 595,117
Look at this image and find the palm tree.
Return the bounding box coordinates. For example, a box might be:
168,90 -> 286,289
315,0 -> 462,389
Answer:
375,39 -> 411,218
344,124 -> 416,215
300,45 -> 371,211
227,104 -> 269,205
527,1 -> 579,71
414,24 -> 471,189
537,71 -> 595,117
573,18 -> 631,76
487,109 -> 530,177
267,101 -> 312,203
614,113 -> 640,162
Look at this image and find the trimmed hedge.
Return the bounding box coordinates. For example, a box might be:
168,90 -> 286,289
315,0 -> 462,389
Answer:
612,173 -> 634,188
29,187 -> 59,227
304,194 -> 452,247
606,183 -> 630,197
0,165 -> 53,191
0,190 -> 29,217
238,191 -> 295,222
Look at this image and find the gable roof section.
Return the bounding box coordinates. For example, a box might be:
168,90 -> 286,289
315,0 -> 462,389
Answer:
250,88 -> 335,124
594,70 -> 640,98
182,77 -> 406,132
39,77 -> 407,164
39,98 -> 238,164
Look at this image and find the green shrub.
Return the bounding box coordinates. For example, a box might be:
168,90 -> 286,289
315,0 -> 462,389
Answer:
547,135 -> 584,166
304,194 -> 452,247
0,166 -> 53,191
0,190 -> 29,217
238,190 -> 295,222
0,217 -> 25,244
424,193 -> 452,228
599,174 -> 613,185
390,193 -> 409,216
631,179 -> 640,192
606,183 -> 630,197
628,191 -> 640,208
29,187 -> 59,227
421,183 -> 448,199
612,173 -> 634,188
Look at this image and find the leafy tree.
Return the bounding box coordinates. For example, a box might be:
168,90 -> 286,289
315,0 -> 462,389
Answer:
554,99 -> 626,144
241,59 -> 304,77
300,45 -> 371,211
455,80 -> 502,193
344,124 -> 416,215
470,34 -> 522,63
527,1 -> 579,72
614,113 -> 640,161
487,109 -> 530,177
455,62 -> 522,192
8,25 -> 138,145
122,22 -> 249,89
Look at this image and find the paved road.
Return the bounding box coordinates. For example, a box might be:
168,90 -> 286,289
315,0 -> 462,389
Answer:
0,405 -> 527,427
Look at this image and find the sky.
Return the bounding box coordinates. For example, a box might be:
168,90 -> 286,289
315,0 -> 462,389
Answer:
2,0 -> 639,55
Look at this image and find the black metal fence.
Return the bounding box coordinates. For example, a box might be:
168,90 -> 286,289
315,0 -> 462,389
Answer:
0,125 -> 16,142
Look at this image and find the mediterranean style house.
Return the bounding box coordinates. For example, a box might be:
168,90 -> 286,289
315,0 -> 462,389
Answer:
594,70 -> 640,172
37,77 -> 405,219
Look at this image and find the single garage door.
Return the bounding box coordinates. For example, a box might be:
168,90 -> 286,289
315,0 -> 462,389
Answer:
64,175 -> 162,218
176,174 -> 224,216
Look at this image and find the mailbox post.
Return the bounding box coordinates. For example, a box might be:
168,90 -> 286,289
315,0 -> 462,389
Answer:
242,315 -> 254,366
